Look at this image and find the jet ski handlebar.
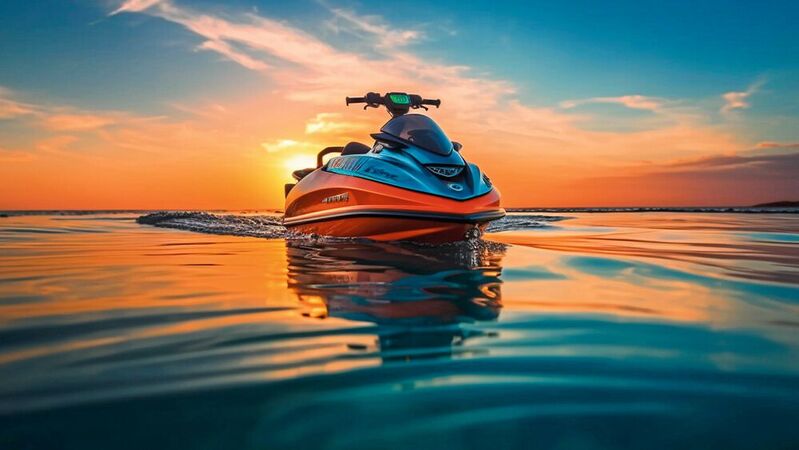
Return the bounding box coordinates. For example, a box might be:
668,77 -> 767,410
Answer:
346,92 -> 440,117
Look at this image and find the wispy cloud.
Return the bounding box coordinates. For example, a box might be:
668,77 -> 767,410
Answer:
721,79 -> 765,115
35,135 -> 79,154
261,139 -> 317,154
109,0 -> 163,16
325,7 -> 424,49
0,146 -> 37,163
755,141 -> 799,149
43,113 -> 118,131
304,112 -> 365,135
0,86 -> 147,131
560,95 -> 666,112
107,0 -> 514,107
0,87 -> 37,119
197,40 -> 269,71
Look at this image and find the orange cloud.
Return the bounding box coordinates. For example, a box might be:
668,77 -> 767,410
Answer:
43,114 -> 118,131
755,141 -> 799,149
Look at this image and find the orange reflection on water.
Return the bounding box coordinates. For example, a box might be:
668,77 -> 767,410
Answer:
2,212 -> 798,378
0,215 -> 295,326
489,212 -> 799,329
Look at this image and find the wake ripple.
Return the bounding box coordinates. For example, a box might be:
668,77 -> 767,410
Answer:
137,212 -> 289,239
136,211 -> 568,240
487,214 -> 569,232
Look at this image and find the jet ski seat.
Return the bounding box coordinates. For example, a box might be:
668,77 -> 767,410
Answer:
342,141 -> 371,155
292,168 -> 315,181
292,142 -> 370,182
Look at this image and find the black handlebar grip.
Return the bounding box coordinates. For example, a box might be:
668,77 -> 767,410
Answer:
346,96 -> 366,105
421,98 -> 441,107
364,92 -> 382,104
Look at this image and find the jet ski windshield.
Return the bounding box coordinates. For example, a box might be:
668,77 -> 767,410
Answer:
381,114 -> 453,155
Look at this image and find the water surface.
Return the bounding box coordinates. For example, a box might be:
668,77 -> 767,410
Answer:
1,212 -> 798,449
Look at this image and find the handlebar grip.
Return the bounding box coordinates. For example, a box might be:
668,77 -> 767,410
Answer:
346,96 -> 366,105
421,98 -> 441,107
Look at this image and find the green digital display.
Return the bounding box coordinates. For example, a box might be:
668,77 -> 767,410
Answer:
388,93 -> 410,105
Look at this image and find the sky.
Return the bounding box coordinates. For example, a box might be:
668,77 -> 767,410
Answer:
0,0 -> 798,209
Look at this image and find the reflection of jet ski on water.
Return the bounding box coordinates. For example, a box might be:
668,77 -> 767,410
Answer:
286,241 -> 506,361
284,92 -> 505,243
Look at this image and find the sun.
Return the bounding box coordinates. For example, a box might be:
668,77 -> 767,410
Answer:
283,154 -> 317,171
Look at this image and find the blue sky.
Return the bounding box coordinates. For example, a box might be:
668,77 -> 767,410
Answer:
3,0 -> 797,115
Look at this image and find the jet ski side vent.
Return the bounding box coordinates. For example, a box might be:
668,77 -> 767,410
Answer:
426,165 -> 463,178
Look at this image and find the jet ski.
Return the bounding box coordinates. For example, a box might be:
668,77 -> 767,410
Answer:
283,92 -> 505,243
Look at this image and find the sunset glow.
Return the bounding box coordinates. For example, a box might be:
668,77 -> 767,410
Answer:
1,1 -> 797,209
283,155 -> 317,173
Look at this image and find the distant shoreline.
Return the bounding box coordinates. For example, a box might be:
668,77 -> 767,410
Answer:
751,201 -> 799,208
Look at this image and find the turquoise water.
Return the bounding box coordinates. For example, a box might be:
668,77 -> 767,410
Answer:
0,212 -> 798,449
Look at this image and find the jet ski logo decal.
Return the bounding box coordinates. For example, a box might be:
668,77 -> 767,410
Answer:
427,165 -> 463,178
328,158 -> 366,172
322,192 -> 349,204
363,166 -> 398,180
328,157 -> 399,181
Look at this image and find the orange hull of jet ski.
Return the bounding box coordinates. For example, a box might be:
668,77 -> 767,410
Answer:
284,170 -> 504,243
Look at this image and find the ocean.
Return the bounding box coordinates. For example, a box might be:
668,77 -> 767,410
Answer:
1,210 -> 798,449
